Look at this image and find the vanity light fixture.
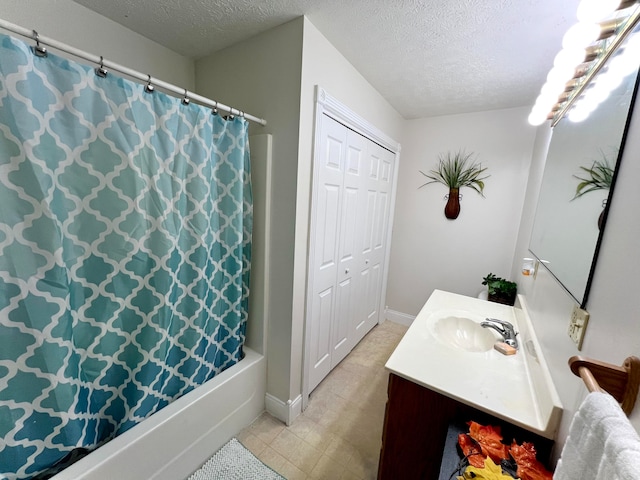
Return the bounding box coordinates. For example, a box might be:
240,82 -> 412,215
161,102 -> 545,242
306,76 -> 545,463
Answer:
578,0 -> 638,23
528,0 -> 640,126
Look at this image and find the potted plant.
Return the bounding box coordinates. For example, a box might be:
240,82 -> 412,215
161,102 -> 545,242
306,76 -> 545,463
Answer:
419,150 -> 489,219
482,273 -> 517,306
573,150 -> 615,230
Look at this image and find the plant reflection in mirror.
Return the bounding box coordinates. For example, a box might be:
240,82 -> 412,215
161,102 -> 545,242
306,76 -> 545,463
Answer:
572,148 -> 616,199
572,148 -> 617,230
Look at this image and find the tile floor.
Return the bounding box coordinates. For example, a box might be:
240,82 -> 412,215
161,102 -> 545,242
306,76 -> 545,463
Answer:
237,320 -> 408,480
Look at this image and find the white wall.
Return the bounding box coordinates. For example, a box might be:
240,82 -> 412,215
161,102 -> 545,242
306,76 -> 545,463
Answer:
2,0 -> 195,89
195,19 -> 304,405
195,17 -> 405,415
512,95 -> 640,460
293,18 -> 405,400
386,107 -> 535,316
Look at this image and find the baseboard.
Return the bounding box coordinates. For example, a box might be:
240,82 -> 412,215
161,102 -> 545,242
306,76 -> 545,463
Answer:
265,393 -> 302,426
385,308 -> 415,326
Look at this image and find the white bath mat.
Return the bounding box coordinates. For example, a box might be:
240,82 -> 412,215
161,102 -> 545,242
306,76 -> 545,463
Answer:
187,438 -> 286,480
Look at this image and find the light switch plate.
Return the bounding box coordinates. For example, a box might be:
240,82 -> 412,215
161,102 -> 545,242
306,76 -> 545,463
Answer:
568,305 -> 589,350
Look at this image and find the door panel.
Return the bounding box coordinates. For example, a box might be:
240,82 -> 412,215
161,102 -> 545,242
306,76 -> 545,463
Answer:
308,285 -> 332,391
318,184 -> 340,268
365,263 -> 381,323
308,116 -> 347,392
354,142 -> 395,342
380,155 -> 392,182
312,287 -> 333,368
331,277 -> 352,368
332,183 -> 358,365
333,131 -> 366,359
338,185 -> 358,266
374,191 -> 388,250
361,190 -> 376,255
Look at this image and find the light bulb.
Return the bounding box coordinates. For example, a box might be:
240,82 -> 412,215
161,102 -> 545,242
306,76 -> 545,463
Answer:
544,76 -> 569,96
532,99 -> 553,114
532,95 -> 548,110
577,0 -> 621,23
540,81 -> 565,99
528,110 -> 549,126
562,22 -> 601,49
547,64 -> 577,85
554,48 -> 587,69
533,89 -> 560,113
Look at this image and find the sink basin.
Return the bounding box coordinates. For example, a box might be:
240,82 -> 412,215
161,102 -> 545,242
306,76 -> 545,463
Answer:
432,315 -> 496,352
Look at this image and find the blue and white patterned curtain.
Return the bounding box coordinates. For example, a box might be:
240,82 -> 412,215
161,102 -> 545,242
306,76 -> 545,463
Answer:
0,33 -> 252,479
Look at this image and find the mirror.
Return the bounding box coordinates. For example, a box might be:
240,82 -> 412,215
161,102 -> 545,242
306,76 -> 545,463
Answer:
529,65 -> 639,306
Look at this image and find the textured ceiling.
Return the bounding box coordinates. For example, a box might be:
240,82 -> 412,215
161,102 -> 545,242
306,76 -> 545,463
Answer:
71,0 -> 580,119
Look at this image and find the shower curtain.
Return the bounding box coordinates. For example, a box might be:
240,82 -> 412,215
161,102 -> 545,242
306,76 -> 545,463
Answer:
0,33 -> 252,480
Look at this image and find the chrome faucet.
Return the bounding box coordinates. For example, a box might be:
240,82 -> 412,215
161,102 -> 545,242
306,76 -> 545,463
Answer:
480,318 -> 519,349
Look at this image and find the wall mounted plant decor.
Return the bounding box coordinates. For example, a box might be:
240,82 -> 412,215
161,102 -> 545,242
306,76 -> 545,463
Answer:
419,150 -> 489,219
573,149 -> 615,230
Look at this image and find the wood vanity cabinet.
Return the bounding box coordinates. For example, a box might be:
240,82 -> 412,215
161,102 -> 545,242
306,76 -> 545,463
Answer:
377,373 -> 554,479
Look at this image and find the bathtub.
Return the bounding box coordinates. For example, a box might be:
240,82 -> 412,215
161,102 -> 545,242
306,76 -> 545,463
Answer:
52,348 -> 266,480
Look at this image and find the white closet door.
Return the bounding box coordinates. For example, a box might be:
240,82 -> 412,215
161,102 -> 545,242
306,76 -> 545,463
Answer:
331,130 -> 367,368
353,141 -> 395,343
308,113 -> 396,393
308,116 -> 346,391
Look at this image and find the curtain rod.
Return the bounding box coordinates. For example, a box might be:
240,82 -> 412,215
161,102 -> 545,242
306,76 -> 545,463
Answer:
0,18 -> 267,126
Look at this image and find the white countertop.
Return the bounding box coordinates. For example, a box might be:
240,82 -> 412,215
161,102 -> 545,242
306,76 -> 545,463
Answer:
385,289 -> 562,439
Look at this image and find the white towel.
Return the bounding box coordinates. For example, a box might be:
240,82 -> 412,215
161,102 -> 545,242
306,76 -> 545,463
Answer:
554,392 -> 640,480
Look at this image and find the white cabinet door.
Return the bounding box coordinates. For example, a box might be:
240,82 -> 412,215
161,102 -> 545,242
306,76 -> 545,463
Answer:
307,114 -> 396,392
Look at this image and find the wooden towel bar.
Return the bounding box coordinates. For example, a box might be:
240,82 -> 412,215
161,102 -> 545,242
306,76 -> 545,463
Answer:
569,355 -> 640,416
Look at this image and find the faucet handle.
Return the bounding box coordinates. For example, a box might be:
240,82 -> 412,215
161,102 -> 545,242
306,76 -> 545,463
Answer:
483,318 -> 519,349
485,317 -> 513,328
485,318 -> 518,337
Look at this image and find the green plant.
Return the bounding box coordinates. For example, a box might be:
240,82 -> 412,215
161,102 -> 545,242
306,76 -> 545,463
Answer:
573,150 -> 615,199
482,273 -> 517,305
419,150 -> 489,196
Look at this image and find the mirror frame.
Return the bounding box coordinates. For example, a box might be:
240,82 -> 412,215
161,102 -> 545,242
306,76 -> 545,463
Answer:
529,71 -> 640,308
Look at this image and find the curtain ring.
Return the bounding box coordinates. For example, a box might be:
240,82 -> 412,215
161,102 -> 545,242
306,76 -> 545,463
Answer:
95,55 -> 108,78
182,88 -> 190,105
212,101 -> 218,116
145,74 -> 155,93
229,107 -> 235,120
32,30 -> 47,57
